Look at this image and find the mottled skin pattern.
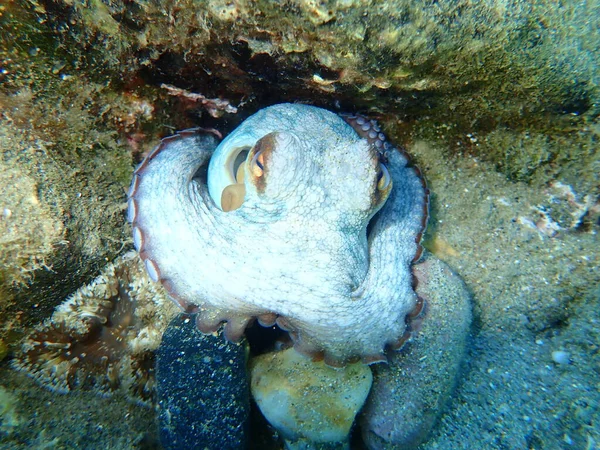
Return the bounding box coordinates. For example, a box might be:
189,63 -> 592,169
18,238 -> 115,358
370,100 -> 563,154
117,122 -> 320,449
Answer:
128,104 -> 427,366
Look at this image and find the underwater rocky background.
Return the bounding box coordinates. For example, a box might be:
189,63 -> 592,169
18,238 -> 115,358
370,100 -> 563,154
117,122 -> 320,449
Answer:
0,0 -> 598,448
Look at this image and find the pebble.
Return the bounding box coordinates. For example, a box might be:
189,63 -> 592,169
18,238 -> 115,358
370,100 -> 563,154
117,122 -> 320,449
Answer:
551,350 -> 571,365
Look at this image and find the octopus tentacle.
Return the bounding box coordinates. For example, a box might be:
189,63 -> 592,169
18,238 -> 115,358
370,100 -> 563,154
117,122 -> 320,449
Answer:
128,129 -> 221,314
341,114 -> 390,151
343,114 -> 429,354
128,129 -> 275,339
342,114 -> 430,257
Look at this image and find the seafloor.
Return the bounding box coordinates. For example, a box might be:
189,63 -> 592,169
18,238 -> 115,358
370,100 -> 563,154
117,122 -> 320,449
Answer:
0,0 -> 599,449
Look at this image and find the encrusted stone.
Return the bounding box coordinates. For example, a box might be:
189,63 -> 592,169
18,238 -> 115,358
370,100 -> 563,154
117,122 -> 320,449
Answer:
250,347 -> 372,448
13,252 -> 178,404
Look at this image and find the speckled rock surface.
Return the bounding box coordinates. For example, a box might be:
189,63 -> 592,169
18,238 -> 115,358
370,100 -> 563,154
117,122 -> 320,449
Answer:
156,315 -> 250,449
360,253 -> 472,449
250,347 -> 372,449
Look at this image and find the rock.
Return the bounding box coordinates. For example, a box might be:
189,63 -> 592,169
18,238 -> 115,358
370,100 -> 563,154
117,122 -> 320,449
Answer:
360,253 -> 472,449
38,0 -> 600,128
13,252 -> 177,404
156,315 -> 250,450
551,350 -> 571,365
250,347 -> 373,449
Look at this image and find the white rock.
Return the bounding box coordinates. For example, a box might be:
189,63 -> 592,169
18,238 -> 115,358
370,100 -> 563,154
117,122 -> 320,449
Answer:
250,348 -> 372,448
552,350 -> 570,364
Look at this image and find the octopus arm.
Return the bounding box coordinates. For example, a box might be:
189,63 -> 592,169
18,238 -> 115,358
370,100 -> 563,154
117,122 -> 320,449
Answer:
349,147 -> 427,363
279,146 -> 427,367
127,131 -> 226,312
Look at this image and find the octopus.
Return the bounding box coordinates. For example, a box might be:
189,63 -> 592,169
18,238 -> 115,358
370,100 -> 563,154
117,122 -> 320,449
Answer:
127,104 -> 428,366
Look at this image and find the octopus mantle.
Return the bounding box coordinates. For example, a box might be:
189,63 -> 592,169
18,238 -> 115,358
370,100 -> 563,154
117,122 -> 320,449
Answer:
127,104 -> 427,366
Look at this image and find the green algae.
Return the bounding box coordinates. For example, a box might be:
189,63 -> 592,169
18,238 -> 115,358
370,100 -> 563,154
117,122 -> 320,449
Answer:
20,0 -> 598,126
0,2 -> 140,345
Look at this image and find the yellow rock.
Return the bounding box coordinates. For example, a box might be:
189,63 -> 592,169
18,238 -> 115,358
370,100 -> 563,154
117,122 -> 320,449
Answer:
427,235 -> 460,258
250,347 -> 372,447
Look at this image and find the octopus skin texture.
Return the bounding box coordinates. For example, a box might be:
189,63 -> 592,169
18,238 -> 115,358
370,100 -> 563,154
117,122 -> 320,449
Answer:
127,103 -> 428,366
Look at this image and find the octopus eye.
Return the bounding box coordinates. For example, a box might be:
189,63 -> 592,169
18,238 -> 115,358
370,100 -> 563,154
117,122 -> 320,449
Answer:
251,149 -> 265,177
376,162 -> 391,191
220,147 -> 249,212
232,148 -> 250,183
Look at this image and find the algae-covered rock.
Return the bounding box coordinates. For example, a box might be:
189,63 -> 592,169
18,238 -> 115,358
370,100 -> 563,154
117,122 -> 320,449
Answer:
0,90 -> 134,344
0,2 -> 157,344
24,0 -> 599,126
250,347 -> 372,449
4,0 -> 594,198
